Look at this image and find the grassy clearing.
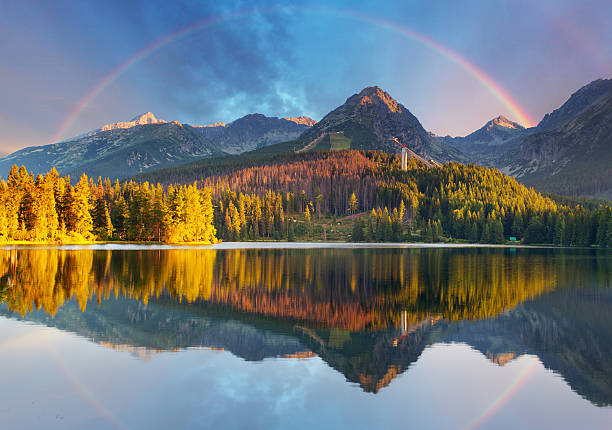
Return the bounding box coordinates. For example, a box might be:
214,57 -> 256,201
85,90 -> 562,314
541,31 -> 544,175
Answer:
286,213 -> 353,241
329,133 -> 351,151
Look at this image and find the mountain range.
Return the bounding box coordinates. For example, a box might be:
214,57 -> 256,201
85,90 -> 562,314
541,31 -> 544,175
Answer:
436,78 -> 612,197
0,112 -> 314,179
0,78 -> 610,197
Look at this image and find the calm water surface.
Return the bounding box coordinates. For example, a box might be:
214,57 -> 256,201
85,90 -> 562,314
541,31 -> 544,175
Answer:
0,245 -> 611,429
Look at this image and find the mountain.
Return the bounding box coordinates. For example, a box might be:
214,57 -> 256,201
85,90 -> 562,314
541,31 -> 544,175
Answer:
501,78 -> 612,197
0,112 -> 314,180
99,111 -> 167,131
438,115 -> 531,166
297,86 -> 464,162
0,115 -> 223,180
192,113 -> 313,154
537,78 -> 612,131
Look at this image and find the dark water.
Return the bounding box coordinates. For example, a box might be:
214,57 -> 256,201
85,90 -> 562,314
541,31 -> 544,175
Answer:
0,245 -> 611,429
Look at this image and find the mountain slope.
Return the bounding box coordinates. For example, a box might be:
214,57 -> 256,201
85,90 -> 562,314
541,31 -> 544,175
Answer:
0,113 -> 314,180
297,86 -> 464,162
502,78 -> 612,197
537,78 -> 612,131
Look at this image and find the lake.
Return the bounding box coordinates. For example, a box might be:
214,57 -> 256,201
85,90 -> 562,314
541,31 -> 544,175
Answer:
0,244 -> 611,429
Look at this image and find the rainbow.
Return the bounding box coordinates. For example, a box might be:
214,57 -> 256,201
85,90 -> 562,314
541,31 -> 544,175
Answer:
463,356 -> 540,430
50,6 -> 535,143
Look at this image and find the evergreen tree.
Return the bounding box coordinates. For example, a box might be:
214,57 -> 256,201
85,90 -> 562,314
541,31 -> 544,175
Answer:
348,193 -> 358,215
523,217 -> 545,244
71,174 -> 93,238
352,218 -> 365,242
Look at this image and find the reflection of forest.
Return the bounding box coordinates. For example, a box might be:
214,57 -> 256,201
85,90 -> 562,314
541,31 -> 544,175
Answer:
1,248 -> 611,403
3,247 -> 601,327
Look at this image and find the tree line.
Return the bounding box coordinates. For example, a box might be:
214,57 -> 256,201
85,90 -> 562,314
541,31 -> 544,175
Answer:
0,150 -> 610,246
197,151 -> 612,246
0,165 -> 215,243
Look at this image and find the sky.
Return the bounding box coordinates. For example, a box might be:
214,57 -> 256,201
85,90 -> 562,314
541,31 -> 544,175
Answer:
1,0 -> 611,153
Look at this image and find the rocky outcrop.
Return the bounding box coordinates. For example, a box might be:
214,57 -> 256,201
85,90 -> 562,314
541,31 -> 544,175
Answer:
283,116 -> 317,126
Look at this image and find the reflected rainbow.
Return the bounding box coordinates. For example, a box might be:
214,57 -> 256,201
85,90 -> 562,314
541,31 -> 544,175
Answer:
463,356 -> 540,430
50,6 -> 535,143
46,335 -> 130,430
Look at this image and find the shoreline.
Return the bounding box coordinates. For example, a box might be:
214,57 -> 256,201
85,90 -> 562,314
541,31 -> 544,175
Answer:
0,241 -> 603,251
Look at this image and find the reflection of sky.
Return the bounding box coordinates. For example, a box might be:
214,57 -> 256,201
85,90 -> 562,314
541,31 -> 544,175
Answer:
1,318 -> 610,430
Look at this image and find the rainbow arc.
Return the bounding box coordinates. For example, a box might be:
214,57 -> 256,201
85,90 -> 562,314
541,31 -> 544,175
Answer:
51,6 -> 535,144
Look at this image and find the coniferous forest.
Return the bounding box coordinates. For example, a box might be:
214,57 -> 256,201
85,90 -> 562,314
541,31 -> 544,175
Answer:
0,150 -> 610,246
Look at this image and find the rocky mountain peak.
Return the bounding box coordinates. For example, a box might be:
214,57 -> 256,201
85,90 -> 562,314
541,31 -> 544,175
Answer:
297,85 -> 464,162
101,112 -> 166,131
350,86 -> 403,113
129,112 -> 165,125
486,115 -> 523,131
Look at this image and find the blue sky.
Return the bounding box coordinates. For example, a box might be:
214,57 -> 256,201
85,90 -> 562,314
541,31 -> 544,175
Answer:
1,0 -> 610,152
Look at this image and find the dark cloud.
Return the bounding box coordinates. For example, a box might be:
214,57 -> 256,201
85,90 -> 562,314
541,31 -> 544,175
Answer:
125,3 -> 307,123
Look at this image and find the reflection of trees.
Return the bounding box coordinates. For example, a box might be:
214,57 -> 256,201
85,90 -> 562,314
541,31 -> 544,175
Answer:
1,248 -> 601,330
0,282 -> 8,305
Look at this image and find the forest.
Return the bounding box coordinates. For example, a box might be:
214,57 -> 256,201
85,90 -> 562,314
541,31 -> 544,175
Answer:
0,150 -> 610,246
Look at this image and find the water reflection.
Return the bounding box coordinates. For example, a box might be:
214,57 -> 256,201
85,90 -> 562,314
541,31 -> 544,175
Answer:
0,247 -> 611,404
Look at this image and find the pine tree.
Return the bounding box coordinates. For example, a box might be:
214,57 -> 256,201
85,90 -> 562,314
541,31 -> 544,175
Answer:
164,185 -> 185,242
183,183 -> 202,241
554,216 -> 566,246
150,184 -> 166,242
348,193 -> 358,215
71,174 -> 93,238
351,218 -> 364,242
0,182 -> 8,240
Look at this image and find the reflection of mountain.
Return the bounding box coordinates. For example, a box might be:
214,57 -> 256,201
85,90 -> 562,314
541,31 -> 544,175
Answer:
0,298 -> 311,361
445,288 -> 612,406
0,247 -> 610,404
294,317 -> 440,393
